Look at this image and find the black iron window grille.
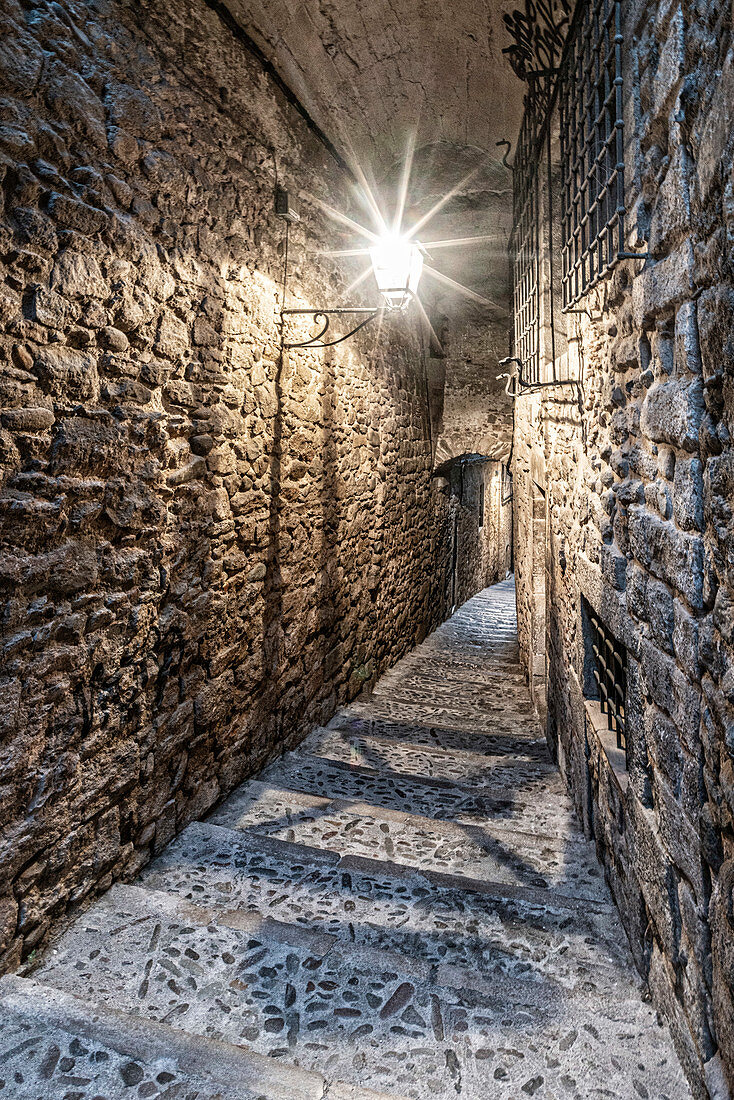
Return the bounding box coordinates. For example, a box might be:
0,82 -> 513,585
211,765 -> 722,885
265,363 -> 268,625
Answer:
511,95 -> 543,386
584,598 -> 628,760
559,0 -> 627,308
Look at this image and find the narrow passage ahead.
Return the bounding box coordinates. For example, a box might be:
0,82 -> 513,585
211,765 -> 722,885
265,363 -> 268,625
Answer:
1,579 -> 690,1099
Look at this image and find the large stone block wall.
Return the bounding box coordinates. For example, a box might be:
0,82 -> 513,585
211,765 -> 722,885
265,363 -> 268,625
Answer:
0,0 -> 451,971
513,0 -> 734,1095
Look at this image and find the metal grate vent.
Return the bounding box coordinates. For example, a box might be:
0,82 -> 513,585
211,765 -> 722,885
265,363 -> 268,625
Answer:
584,598 -> 627,760
559,0 -> 626,309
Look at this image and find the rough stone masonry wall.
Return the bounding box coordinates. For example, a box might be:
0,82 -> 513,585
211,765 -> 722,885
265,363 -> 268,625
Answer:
0,0 -> 450,972
448,460 -> 511,611
513,0 -> 734,1095
433,312 -> 514,469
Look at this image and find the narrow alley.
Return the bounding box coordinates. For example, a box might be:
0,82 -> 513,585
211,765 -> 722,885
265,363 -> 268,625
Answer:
1,581 -> 690,1098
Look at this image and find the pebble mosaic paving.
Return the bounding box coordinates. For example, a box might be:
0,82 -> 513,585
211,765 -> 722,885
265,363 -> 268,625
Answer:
0,1017 -> 216,1100
0,978 -> 266,1100
329,712 -> 551,759
209,782 -> 609,902
300,727 -> 556,788
11,578 -> 691,1099
35,887 -> 687,1100
256,754 -> 576,835
140,822 -> 633,995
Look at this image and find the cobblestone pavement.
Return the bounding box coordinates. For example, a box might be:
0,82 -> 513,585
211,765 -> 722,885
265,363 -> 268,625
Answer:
2,579 -> 691,1099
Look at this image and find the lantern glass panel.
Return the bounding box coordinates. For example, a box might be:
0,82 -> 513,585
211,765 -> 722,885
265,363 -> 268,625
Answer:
370,238 -> 423,309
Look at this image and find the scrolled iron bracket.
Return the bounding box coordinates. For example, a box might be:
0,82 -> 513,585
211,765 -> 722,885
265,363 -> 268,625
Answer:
280,307 -> 381,349
280,288 -> 417,349
497,356 -> 579,397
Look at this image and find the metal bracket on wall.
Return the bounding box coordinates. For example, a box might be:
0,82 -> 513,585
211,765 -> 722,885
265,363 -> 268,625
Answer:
280,307 -> 382,349
497,356 -> 579,397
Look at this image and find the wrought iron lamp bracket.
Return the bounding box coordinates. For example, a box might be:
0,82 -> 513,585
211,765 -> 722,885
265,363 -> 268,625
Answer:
280,307 -> 382,349
280,289 -> 416,349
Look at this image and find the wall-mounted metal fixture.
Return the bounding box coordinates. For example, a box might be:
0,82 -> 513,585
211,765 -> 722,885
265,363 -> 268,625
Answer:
497,355 -> 579,397
276,190 -> 424,349
275,187 -> 300,223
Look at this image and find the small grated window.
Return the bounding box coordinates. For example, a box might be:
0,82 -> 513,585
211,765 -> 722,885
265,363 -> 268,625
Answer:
583,596 -> 628,762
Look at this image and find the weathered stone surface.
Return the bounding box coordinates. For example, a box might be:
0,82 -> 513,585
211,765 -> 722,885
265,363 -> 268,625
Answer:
512,4 -> 734,1094
33,344 -> 99,401
0,407 -> 54,433
627,507 -> 704,609
20,581 -> 689,1100
47,193 -> 107,235
640,377 -> 705,452
105,82 -> 161,140
0,0 -> 461,986
50,251 -> 109,299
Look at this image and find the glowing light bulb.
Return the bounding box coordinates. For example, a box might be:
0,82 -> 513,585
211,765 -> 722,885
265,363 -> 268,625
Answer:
369,236 -> 424,310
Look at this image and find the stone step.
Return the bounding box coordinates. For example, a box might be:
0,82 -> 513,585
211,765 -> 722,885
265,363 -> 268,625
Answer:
418,632 -> 519,652
344,695 -> 537,736
370,681 -> 533,711
400,648 -> 522,670
378,652 -> 526,680
372,669 -> 528,695
393,651 -> 524,677
374,664 -> 528,690
256,751 -> 575,838
208,781 -> 610,902
32,885 -> 690,1100
140,820 -> 635,998
0,974 -> 394,1100
301,726 -> 555,788
329,710 -> 549,759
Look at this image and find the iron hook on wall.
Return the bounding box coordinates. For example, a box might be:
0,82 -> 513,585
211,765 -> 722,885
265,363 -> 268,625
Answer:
497,355 -> 579,397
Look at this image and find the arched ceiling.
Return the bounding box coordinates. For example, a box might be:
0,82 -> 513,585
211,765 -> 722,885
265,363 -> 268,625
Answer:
220,0 -> 527,173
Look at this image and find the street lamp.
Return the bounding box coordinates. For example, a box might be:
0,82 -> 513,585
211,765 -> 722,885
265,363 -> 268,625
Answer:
277,190 -> 424,349
369,237 -> 424,311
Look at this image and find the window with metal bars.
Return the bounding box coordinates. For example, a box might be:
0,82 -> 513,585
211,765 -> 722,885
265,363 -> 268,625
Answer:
510,95 -> 542,385
559,0 -> 626,309
583,597 -> 628,762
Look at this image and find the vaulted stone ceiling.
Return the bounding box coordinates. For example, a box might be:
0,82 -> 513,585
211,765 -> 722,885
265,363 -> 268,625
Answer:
220,0 -> 526,171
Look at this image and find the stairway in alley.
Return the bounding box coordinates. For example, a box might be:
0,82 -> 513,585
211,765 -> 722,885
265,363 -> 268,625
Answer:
0,579 -> 691,1100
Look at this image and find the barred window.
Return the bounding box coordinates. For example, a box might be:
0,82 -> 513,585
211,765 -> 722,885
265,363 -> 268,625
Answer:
511,101 -> 542,385
583,597 -> 628,764
559,0 -> 625,308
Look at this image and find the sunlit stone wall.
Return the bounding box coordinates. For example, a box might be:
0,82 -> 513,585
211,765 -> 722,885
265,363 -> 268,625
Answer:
513,0 -> 734,1093
0,0 -> 451,970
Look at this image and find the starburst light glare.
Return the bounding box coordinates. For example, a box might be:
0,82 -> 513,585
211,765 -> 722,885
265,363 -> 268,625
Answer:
369,236 -> 424,310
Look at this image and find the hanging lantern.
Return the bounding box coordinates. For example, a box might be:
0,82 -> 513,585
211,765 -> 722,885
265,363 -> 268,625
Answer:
369,237 -> 424,310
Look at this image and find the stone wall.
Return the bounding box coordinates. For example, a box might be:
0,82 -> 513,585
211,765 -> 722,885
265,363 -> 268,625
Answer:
512,0 -> 734,1094
433,313 -> 514,469
448,459 -> 512,610
0,0 -> 451,971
